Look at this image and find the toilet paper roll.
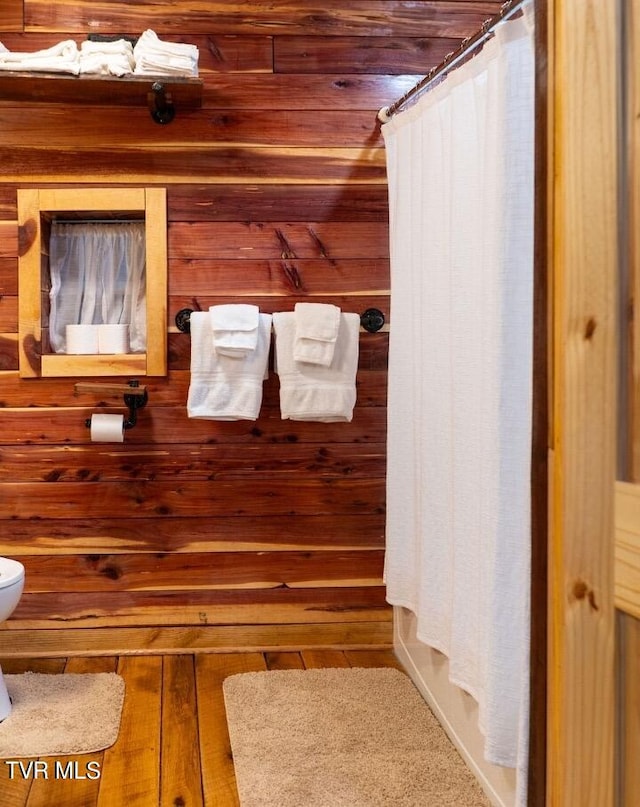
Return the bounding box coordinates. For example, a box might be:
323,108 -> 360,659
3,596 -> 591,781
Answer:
98,324 -> 130,354
90,414 -> 125,443
66,324 -> 100,354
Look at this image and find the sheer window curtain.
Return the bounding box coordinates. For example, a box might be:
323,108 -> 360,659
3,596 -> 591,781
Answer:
49,221 -> 147,353
382,6 -> 534,805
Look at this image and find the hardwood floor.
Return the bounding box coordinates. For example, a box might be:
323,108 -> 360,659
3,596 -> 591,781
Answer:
0,649 -> 403,806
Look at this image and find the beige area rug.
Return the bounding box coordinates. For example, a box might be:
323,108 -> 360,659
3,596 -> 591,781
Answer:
223,667 -> 491,807
0,673 -> 125,758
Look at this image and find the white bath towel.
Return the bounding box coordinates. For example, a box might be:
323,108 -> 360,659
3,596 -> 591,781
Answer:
133,29 -> 199,77
187,311 -> 271,421
293,303 -> 341,367
273,311 -> 359,422
0,39 -> 80,75
209,304 -> 260,358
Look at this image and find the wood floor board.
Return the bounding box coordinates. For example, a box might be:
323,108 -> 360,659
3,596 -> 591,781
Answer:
264,651 -> 304,670
195,652 -> 266,806
160,655 -> 203,807
0,658 -> 67,675
301,648 -> 350,668
96,656 -> 162,807
1,648 -> 401,806
345,648 -> 404,669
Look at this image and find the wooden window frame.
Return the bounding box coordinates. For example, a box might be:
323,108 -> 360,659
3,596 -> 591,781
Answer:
17,187 -> 167,378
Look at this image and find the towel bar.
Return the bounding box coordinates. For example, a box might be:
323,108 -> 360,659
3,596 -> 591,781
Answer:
174,307 -> 386,334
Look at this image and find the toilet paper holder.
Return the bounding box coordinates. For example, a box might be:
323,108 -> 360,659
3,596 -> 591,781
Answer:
75,380 -> 148,430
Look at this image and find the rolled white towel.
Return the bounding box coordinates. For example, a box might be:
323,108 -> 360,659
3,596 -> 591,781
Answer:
0,56 -> 80,74
0,39 -> 80,75
0,39 -> 78,62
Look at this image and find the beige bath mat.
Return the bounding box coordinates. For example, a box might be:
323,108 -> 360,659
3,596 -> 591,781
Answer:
0,672 -> 125,758
223,667 -> 491,807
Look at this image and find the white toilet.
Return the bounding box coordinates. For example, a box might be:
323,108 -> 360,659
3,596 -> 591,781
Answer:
0,557 -> 25,721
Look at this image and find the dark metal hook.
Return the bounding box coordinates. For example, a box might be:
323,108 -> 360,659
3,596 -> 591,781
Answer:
84,380 -> 148,429
148,82 -> 176,124
360,308 -> 385,333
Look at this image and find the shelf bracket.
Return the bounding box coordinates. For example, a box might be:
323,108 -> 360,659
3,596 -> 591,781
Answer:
148,82 -> 175,124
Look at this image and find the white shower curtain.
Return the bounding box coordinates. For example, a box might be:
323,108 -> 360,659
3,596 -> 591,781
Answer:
382,6 -> 534,804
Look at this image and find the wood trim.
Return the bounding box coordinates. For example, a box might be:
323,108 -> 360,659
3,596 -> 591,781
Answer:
529,1 -> 549,803
547,1 -> 617,805
615,481 -> 640,618
16,187 -> 42,378
16,186 -> 167,377
618,612 -> 640,806
144,187 -> 167,376
0,622 -> 393,658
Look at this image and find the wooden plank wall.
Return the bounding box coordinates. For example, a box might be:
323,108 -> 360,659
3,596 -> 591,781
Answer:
0,0 -> 502,656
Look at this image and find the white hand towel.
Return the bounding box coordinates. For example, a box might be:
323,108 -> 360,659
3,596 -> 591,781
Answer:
273,311 -> 359,422
293,302 -> 341,367
187,311 -> 271,421
209,304 -> 260,358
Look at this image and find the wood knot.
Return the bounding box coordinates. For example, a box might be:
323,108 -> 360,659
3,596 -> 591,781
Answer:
18,219 -> 38,256
584,317 -> 597,340
571,579 -> 599,611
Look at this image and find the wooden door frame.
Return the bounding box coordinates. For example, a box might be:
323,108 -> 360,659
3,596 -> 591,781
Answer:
547,0 -> 617,805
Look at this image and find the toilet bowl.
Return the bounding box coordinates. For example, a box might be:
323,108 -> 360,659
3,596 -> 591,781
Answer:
0,557 -> 25,721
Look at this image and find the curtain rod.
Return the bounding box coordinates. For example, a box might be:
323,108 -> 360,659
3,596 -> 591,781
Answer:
52,218 -> 144,224
377,0 -> 528,123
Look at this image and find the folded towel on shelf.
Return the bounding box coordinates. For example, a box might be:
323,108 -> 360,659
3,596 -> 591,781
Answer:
209,304 -> 260,358
80,39 -> 134,56
293,302 -> 341,367
273,311 -> 360,422
0,39 -> 80,74
79,39 -> 134,76
187,311 -> 272,421
133,29 -> 199,77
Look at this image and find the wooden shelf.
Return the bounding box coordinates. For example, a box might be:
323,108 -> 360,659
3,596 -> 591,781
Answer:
0,71 -> 202,116
41,354 -> 148,378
